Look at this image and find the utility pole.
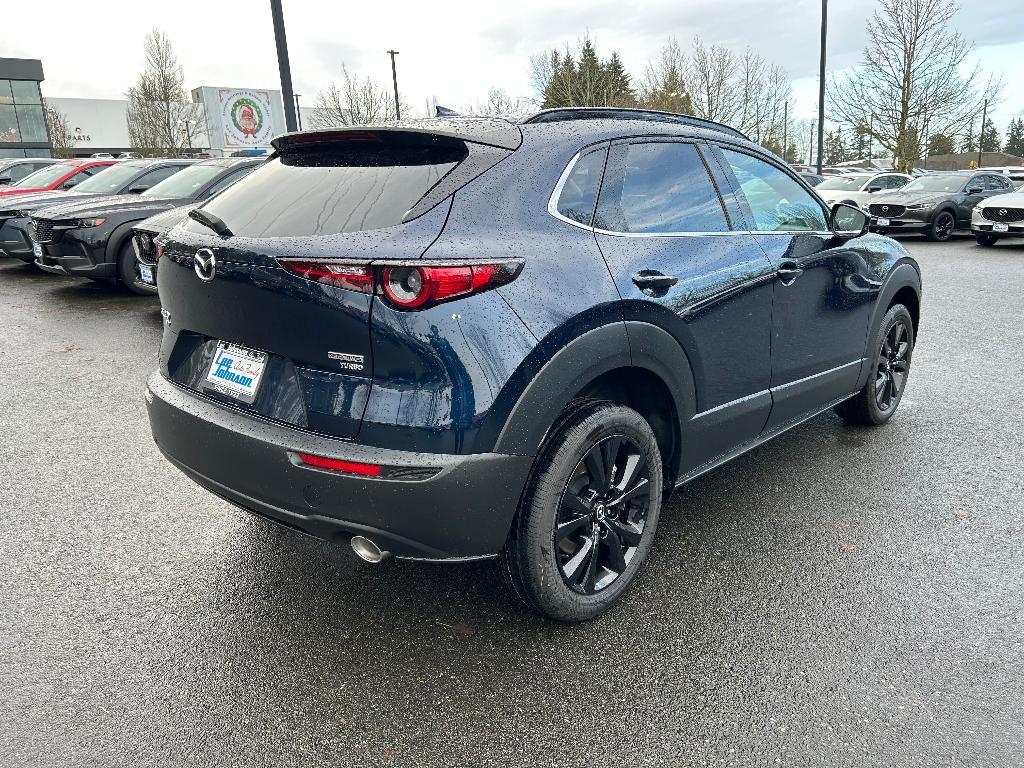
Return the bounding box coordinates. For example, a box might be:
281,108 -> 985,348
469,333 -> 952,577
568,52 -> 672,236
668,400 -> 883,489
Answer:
294,94 -> 302,131
270,0 -> 297,132
782,101 -> 788,161
867,116 -> 873,165
977,98 -> 988,168
808,120 -> 816,166
387,50 -> 401,120
816,0 -> 828,174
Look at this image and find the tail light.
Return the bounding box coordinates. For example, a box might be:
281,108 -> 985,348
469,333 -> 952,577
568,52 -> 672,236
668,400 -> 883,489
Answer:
278,259 -> 522,310
297,452 -> 382,477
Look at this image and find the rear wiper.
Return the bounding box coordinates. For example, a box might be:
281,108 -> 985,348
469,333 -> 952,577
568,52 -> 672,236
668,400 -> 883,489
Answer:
188,208 -> 233,238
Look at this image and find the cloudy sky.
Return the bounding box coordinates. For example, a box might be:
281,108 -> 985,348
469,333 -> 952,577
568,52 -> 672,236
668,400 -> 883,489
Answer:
5,0 -> 1024,129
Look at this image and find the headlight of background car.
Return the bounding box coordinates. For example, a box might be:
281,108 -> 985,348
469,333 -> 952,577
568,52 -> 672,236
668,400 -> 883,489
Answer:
76,218 -> 106,228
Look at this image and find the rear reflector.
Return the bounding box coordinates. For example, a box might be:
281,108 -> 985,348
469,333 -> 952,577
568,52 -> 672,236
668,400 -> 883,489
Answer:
298,452 -> 382,477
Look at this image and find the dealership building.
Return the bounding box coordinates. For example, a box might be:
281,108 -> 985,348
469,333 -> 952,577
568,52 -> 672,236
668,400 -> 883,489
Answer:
2,57 -> 316,158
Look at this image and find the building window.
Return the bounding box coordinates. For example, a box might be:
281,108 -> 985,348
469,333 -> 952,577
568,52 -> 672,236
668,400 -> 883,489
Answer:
0,80 -> 48,145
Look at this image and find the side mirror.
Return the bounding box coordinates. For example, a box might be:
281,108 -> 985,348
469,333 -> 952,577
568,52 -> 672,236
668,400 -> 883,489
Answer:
831,203 -> 869,240
128,185 -> 149,194
866,186 -> 882,193
0,176 -> 11,185
966,185 -> 983,194
62,179 -> 79,189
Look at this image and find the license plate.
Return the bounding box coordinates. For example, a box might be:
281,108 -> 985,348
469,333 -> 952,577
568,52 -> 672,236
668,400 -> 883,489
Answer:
877,217 -> 890,227
993,222 -> 1009,233
139,264 -> 155,284
203,342 -> 267,404
32,242 -> 41,258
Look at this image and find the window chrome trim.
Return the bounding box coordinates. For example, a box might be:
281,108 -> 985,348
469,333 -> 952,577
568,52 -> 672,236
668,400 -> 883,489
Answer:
548,144 -> 835,239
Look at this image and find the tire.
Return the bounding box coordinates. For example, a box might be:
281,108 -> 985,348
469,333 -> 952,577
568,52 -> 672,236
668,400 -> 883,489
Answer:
835,304 -> 914,426
926,210 -> 955,242
116,238 -> 155,296
974,233 -> 999,247
500,400 -> 664,622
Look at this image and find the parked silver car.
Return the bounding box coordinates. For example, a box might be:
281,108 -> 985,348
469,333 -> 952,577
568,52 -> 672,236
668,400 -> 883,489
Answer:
815,171 -> 912,210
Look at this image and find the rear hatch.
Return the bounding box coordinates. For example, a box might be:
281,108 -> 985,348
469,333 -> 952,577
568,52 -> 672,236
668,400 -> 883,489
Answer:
158,125 -> 519,438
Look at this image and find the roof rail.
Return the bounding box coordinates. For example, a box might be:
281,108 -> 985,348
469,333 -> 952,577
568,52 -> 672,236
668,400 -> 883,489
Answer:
521,107 -> 749,140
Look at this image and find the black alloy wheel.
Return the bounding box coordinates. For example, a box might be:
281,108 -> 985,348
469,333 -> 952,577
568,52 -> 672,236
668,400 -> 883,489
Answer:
835,303 -> 915,426
555,435 -> 652,594
874,318 -> 910,412
974,233 -> 999,247
500,400 -> 663,622
928,210 -> 955,241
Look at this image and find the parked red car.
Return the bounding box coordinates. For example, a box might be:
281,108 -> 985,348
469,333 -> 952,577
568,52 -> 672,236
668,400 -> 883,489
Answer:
0,159 -> 117,197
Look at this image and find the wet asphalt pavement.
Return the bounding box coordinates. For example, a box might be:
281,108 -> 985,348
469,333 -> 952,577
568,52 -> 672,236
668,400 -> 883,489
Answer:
1,237 -> 1022,767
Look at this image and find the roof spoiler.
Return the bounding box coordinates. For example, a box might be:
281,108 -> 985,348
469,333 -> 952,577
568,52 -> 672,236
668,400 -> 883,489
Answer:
521,107 -> 749,140
272,120 -> 523,153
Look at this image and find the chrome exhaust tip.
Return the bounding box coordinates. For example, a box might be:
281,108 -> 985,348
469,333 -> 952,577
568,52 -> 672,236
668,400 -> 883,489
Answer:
350,535 -> 391,564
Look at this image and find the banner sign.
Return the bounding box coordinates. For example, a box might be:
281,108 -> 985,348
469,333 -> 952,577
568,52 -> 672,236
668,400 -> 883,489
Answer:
219,89 -> 275,146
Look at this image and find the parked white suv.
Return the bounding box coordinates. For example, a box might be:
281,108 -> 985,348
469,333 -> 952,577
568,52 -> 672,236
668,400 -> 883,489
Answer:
815,172 -> 912,210
971,189 -> 1024,246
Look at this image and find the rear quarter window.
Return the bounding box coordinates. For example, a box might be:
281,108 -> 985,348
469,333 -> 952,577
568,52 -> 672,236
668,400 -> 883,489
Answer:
554,146 -> 607,226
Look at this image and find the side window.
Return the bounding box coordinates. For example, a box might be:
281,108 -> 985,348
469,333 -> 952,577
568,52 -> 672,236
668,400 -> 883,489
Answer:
985,175 -> 1008,191
878,175 -> 901,190
554,147 -> 606,226
6,163 -> 33,183
204,165 -> 257,198
594,141 -> 729,234
720,148 -> 828,232
130,166 -> 180,190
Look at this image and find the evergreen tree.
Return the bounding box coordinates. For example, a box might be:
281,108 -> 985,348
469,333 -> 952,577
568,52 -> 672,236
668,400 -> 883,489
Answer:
1006,118 -> 1024,157
603,51 -> 636,107
980,116 -> 1001,152
927,132 -> 955,155
574,37 -> 607,106
824,128 -> 848,165
960,122 -> 977,154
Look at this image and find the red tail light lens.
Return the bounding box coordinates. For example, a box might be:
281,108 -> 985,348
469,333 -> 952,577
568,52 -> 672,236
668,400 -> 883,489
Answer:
278,259 -> 522,310
278,261 -> 374,293
297,452 -> 382,476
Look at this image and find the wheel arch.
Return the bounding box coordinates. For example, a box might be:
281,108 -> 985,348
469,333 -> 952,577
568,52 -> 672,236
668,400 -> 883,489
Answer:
856,262 -> 921,389
493,320 -> 695,487
104,219 -> 142,266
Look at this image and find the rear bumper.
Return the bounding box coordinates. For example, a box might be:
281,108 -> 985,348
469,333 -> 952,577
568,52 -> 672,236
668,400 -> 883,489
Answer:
145,372 -> 533,560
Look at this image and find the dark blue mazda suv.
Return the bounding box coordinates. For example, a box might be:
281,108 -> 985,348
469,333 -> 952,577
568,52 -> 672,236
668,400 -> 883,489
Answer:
146,109 -> 921,621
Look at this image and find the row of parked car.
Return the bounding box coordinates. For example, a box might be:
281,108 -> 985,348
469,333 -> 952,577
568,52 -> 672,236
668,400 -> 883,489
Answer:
791,165 -> 1024,245
0,155 -> 261,293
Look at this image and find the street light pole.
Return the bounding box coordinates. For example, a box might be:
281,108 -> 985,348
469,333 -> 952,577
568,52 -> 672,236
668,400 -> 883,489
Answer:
782,101 -> 788,161
387,50 -> 401,120
816,0 -> 828,174
809,120 -> 816,166
294,94 -> 302,131
977,98 -> 988,168
269,0 -> 298,132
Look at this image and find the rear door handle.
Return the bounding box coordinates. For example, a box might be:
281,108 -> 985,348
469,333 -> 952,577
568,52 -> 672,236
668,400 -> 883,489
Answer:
777,261 -> 804,285
632,271 -> 679,290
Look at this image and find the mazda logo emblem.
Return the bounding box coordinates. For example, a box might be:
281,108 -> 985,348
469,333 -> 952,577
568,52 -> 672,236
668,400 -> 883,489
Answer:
194,248 -> 216,282
882,206 -> 889,212
1000,208 -> 1007,216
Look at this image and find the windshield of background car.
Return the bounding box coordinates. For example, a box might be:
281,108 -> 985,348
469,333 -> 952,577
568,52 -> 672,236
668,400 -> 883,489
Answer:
73,163 -> 144,194
190,140 -> 466,237
142,164 -> 225,198
12,163 -> 73,188
901,175 -> 966,193
816,175 -> 870,190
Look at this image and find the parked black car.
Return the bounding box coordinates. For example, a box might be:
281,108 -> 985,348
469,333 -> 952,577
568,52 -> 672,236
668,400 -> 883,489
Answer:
146,111 -> 922,621
33,158 -> 261,292
0,157 -> 60,186
0,159 -> 194,264
868,170 -> 1014,241
131,202 -> 202,294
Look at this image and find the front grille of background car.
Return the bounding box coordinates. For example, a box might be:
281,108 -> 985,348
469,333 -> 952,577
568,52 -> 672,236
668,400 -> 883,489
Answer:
981,207 -> 1024,223
869,203 -> 907,217
31,218 -> 54,243
134,232 -> 157,265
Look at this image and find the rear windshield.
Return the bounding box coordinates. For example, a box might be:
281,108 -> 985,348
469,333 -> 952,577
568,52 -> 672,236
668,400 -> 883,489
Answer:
190,140 -> 466,238
74,163 -> 144,194
13,163 -> 74,187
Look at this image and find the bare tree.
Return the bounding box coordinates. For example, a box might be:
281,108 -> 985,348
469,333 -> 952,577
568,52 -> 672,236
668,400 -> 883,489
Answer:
125,29 -> 206,155
310,65 -> 408,128
462,88 -> 533,117
684,37 -> 740,125
828,0 -> 1002,171
43,100 -> 76,158
638,38 -> 693,113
